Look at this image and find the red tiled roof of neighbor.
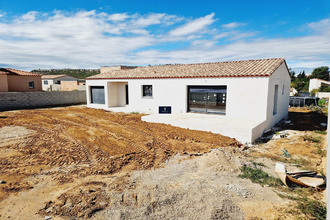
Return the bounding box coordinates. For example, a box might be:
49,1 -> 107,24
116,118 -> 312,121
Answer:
87,58 -> 287,80
0,68 -> 41,76
41,74 -> 68,79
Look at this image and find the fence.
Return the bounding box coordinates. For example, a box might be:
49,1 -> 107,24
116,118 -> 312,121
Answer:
289,97 -> 319,107
0,91 -> 86,110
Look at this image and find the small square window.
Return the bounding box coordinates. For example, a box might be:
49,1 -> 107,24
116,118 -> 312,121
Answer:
43,80 -> 48,85
142,85 -> 152,97
29,81 -> 35,89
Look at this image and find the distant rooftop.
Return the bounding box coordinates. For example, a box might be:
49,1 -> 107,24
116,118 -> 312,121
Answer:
41,74 -> 75,79
0,68 -> 41,76
88,58 -> 286,80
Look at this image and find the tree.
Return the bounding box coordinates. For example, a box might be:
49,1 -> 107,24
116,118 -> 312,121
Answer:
289,68 -> 296,81
297,70 -> 306,79
310,66 -> 329,81
291,70 -> 309,92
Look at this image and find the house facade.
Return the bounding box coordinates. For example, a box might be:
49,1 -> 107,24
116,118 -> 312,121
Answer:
0,68 -> 42,92
41,75 -> 79,91
309,78 -> 330,92
86,58 -> 290,143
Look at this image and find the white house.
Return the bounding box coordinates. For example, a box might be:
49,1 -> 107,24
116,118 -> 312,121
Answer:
290,87 -> 298,96
41,75 -> 78,91
86,58 -> 290,143
309,78 -> 330,92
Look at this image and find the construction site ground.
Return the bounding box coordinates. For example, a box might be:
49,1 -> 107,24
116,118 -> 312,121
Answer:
0,106 -> 327,219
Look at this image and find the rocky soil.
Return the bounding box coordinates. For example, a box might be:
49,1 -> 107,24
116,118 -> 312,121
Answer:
0,106 -> 327,219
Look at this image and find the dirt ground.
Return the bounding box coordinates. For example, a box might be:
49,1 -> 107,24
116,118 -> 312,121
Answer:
0,106 -> 327,219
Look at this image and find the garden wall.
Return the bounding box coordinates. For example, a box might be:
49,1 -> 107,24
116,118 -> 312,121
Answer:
0,91 -> 86,110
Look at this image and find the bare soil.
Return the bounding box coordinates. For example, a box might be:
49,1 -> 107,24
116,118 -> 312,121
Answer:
0,106 -> 327,219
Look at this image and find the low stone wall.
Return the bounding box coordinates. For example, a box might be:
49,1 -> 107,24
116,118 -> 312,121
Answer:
0,91 -> 86,110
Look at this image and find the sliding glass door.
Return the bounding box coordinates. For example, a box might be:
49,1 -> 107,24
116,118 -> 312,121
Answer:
188,86 -> 226,114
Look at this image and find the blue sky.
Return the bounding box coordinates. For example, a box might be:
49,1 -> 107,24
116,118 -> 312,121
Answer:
0,0 -> 329,73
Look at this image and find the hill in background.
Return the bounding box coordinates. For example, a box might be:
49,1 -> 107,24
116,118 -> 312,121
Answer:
31,69 -> 100,79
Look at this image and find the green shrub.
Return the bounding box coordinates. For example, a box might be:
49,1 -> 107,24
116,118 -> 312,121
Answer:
318,99 -> 326,106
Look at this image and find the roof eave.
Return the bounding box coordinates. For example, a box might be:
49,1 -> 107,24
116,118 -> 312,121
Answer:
86,74 -> 271,80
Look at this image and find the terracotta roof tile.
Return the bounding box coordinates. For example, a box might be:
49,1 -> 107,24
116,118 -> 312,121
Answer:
0,68 -> 41,76
87,58 -> 286,80
41,74 -> 68,79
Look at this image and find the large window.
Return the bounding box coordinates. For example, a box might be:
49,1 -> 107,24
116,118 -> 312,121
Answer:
90,86 -> 105,104
188,86 -> 227,114
29,81 -> 35,89
142,85 -> 152,97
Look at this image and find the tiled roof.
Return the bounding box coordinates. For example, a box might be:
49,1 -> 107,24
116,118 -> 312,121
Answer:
41,74 -> 68,79
0,68 -> 41,76
87,58 -> 286,80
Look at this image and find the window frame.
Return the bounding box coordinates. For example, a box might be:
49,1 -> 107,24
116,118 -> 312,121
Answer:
90,86 -> 105,104
28,81 -> 35,89
142,85 -> 153,98
43,80 -> 48,85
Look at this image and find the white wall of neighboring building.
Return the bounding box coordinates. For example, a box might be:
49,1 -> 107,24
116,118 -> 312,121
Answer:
309,78 -> 330,92
309,79 -> 322,92
42,76 -> 77,91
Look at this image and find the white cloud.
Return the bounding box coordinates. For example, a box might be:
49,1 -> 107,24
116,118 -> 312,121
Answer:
19,11 -> 38,22
222,22 -> 247,28
307,18 -> 330,33
214,31 -> 257,40
108,13 -> 129,21
169,13 -> 215,36
0,10 -> 328,73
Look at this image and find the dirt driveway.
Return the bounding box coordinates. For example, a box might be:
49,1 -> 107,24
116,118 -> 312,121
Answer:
0,106 -> 327,219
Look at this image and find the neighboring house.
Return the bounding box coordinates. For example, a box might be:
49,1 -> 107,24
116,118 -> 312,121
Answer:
290,87 -> 298,96
0,68 -> 42,92
41,75 -> 78,91
309,78 -> 330,92
86,58 -> 290,143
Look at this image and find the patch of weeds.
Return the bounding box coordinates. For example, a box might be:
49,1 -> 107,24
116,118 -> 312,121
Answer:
250,160 -> 266,168
130,112 -> 140,114
297,197 -> 326,220
238,165 -> 283,187
307,105 -> 325,114
302,135 -> 322,143
274,156 -> 314,170
277,192 -> 300,201
312,145 -> 326,157
314,130 -> 327,135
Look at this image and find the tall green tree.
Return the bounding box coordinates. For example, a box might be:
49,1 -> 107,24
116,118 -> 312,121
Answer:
289,68 -> 296,81
291,70 -> 309,92
310,66 -> 329,81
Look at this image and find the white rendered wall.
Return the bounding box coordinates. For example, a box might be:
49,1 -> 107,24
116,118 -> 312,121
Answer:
42,79 -> 54,91
87,77 -> 270,120
265,63 -> 290,129
309,79 -> 322,92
